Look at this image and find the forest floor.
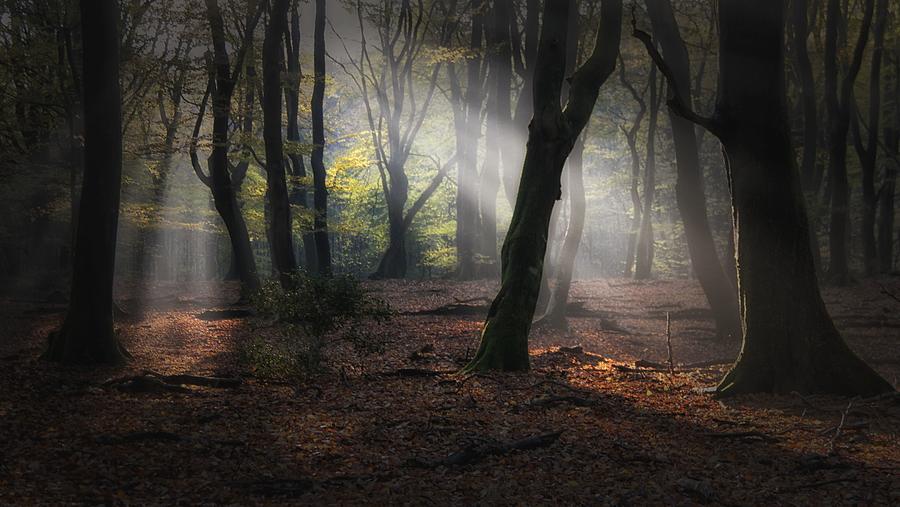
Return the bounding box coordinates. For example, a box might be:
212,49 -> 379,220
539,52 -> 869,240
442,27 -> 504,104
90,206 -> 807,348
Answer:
0,278 -> 898,505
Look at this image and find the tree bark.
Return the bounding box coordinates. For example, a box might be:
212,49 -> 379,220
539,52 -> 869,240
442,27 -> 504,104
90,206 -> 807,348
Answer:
878,59 -> 899,273
285,0 -> 317,272
640,0 -> 892,395
310,0 -> 332,276
851,0 -> 888,277
645,0 -> 741,341
824,0 -> 875,285
45,0 -> 127,364
465,0 -> 622,372
262,0 -> 298,287
635,65 -> 662,279
201,0 -> 261,297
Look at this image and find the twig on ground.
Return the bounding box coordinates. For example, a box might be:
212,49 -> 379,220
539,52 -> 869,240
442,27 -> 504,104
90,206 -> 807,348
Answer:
666,312 -> 674,376
828,400 -> 853,454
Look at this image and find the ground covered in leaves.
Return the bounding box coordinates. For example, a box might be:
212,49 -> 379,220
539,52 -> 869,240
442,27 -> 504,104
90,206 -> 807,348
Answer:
1,278 -> 898,505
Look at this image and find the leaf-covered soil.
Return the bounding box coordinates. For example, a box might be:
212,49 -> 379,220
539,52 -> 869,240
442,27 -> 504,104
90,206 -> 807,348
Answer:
0,278 -> 898,505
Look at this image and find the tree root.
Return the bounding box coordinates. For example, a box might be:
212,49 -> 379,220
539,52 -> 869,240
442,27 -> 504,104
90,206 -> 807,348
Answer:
410,431 -> 563,468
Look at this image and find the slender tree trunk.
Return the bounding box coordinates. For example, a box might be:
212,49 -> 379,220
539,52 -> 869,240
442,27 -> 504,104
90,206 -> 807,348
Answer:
310,0 -> 332,275
879,57 -> 899,273
852,0 -> 888,276
540,136 -> 585,328
285,0 -> 317,271
646,0 -> 741,340
465,0 -> 622,372
635,65 -> 661,279
825,0 -> 875,285
263,0 -> 297,287
638,0 -> 892,395
45,0 -> 127,364
205,0 -> 260,297
505,0 -> 540,206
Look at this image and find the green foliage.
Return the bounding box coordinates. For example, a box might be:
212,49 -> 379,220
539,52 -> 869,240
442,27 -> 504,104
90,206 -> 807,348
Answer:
245,271 -> 391,376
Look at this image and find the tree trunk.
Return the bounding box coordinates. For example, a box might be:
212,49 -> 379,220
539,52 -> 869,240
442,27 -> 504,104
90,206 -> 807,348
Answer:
505,0 -> 540,206
310,0 -> 332,276
674,0 -> 891,395
824,0 -> 875,285
646,0 -> 741,340
540,136 -> 586,329
262,0 -> 297,287
465,0 -> 622,372
205,0 -> 260,297
45,0 -> 127,364
285,0 -> 317,272
635,65 -> 661,279
852,0 -> 888,277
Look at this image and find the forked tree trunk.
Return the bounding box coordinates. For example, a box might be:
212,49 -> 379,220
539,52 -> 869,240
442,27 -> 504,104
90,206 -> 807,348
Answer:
645,0 -> 740,341
45,0 -> 127,364
263,0 -> 297,287
640,0 -> 892,395
465,0 -> 622,372
204,0 -> 260,297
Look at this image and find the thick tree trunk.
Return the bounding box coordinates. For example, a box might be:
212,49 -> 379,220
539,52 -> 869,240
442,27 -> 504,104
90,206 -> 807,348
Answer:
262,0 -> 297,287
45,0 -> 127,364
646,0 -> 741,341
709,0 -> 891,395
373,202 -> 408,279
310,0 -> 332,276
465,0 -> 622,372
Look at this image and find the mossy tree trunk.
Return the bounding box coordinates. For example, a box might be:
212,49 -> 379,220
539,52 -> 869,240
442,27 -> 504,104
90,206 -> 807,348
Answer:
45,0 -> 127,364
638,0 -> 892,395
465,0 -> 622,373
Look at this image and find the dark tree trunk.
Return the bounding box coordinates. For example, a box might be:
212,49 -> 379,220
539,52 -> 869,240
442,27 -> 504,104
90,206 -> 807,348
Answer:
851,0 -> 888,277
45,0 -> 127,364
639,0 -> 892,395
203,0 -> 260,297
465,0 -> 622,372
635,65 -> 661,279
310,0 -> 332,276
506,0 -> 540,206
824,0 -> 874,285
285,0 -> 317,272
646,0 -> 741,341
263,0 -> 297,287
540,136 -> 585,329
879,59 -> 899,273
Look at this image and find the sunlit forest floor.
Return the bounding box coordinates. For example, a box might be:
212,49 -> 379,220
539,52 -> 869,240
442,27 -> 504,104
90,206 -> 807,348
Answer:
1,278 -> 898,505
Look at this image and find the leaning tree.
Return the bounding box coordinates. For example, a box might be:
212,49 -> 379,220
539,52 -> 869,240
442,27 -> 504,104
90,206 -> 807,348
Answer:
464,0 -> 623,372
636,0 -> 892,395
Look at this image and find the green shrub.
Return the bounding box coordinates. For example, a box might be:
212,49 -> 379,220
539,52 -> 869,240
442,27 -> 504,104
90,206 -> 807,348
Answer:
244,271 -> 391,376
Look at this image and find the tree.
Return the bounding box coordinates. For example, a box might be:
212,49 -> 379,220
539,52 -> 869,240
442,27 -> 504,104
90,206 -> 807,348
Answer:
341,0 -> 453,279
263,0 -> 298,287
44,0 -> 127,364
447,0 -> 486,279
824,0 -> 875,284
310,0 -> 332,276
284,0 -> 318,271
851,0 -> 889,276
191,0 -> 263,298
879,57 -> 899,274
464,0 -> 622,372
634,64 -> 662,279
636,0 -> 892,395
617,52 -> 648,278
645,0 -> 741,341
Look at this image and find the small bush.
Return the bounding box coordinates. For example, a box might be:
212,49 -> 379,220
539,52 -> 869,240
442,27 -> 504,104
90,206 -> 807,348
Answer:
244,271 -> 391,376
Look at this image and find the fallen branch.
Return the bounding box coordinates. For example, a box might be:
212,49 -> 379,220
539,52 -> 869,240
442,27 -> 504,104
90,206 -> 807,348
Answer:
104,372 -> 242,393
828,401 -> 853,454
701,430 -> 779,443
411,431 -> 563,468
